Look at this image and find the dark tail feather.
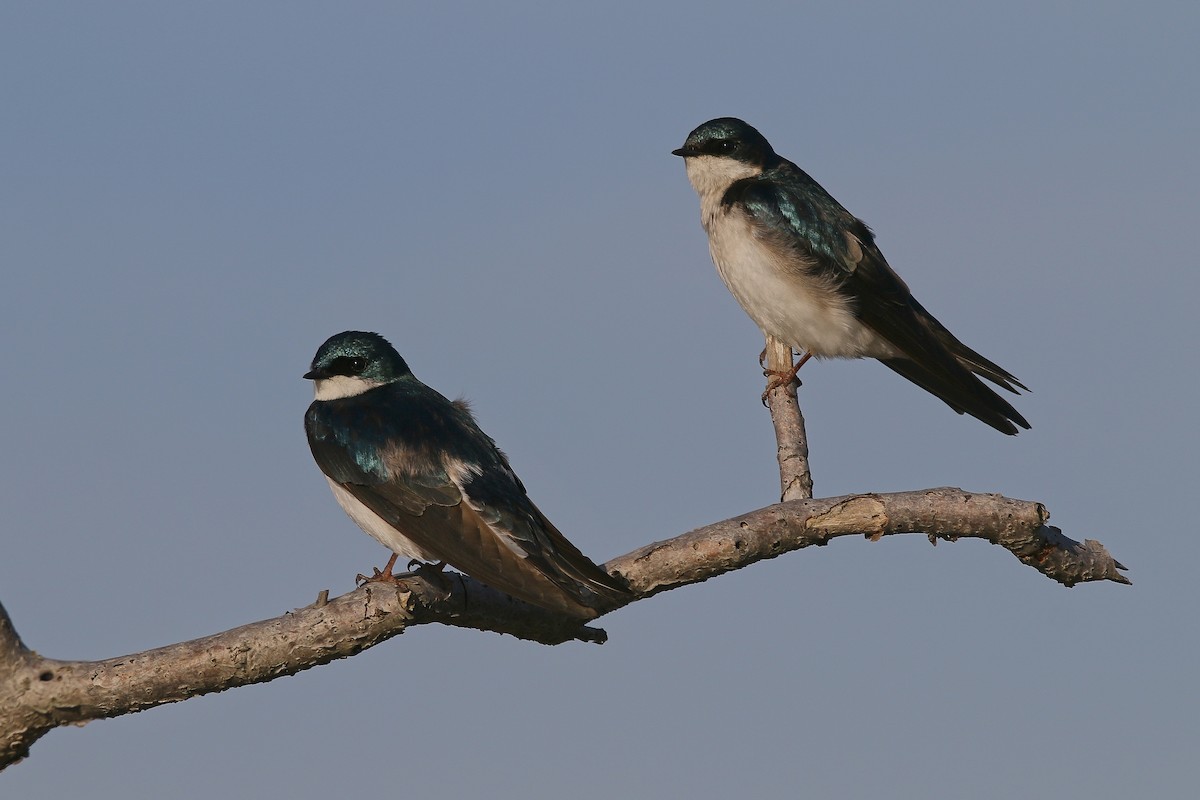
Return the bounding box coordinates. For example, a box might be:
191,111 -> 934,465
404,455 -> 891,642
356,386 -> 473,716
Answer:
945,342 -> 1029,394
529,507 -> 632,616
915,309 -> 1030,395
881,356 -> 1030,435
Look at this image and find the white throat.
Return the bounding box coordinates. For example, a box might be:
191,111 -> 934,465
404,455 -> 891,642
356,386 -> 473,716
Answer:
313,375 -> 385,401
683,155 -> 761,203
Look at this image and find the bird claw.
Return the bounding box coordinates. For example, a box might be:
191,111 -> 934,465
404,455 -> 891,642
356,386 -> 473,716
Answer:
761,368 -> 801,405
761,373 -> 793,405
355,567 -> 407,588
383,561 -> 450,602
355,552 -> 404,586
760,351 -> 811,405
354,559 -> 452,603
380,560 -> 451,598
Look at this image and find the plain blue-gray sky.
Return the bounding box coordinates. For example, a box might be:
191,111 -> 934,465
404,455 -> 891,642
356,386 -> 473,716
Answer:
1,2 -> 1195,797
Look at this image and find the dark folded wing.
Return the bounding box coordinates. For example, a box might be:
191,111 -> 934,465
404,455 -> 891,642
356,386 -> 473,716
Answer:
342,474 -> 617,618
306,396 -> 627,617
456,465 -> 630,607
730,169 -> 1029,433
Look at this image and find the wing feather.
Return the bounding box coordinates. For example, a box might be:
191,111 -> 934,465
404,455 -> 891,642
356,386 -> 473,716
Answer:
729,165 -> 1029,433
306,385 -> 628,618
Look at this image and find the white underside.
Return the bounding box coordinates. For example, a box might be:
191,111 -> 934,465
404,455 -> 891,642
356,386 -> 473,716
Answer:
705,210 -> 895,358
325,477 -> 441,563
685,155 -> 897,359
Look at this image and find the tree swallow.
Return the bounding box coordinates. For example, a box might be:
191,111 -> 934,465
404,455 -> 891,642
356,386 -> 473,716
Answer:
303,331 -> 629,619
673,117 -> 1030,434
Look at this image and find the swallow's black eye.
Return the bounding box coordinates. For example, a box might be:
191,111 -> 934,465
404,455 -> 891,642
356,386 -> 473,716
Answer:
716,139 -> 736,153
331,355 -> 368,375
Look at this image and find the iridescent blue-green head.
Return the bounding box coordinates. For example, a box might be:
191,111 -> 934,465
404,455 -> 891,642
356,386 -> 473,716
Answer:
672,117 -> 776,168
304,331 -> 412,401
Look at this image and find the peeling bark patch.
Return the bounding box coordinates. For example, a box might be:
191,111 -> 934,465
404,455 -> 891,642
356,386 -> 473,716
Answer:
805,496 -> 888,540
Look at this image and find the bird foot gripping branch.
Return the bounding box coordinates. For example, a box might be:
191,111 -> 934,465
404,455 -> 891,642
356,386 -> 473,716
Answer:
761,350 -> 811,406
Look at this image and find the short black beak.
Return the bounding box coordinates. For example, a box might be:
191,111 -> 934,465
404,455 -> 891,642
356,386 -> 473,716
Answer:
671,146 -> 697,157
303,368 -> 325,380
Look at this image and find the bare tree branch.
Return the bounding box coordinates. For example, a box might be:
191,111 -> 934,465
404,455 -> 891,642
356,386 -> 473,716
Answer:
0,581 -> 602,770
609,489 -> 1129,598
0,338 -> 1131,770
0,487 -> 1129,770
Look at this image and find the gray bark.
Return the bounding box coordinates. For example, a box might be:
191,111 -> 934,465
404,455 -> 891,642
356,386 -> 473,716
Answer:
0,488 -> 1129,770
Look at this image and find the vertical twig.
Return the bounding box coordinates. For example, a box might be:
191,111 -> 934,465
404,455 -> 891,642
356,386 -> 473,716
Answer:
763,335 -> 813,501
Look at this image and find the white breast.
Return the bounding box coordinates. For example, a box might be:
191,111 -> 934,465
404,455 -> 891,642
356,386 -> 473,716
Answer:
685,156 -> 895,359
706,208 -> 893,358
